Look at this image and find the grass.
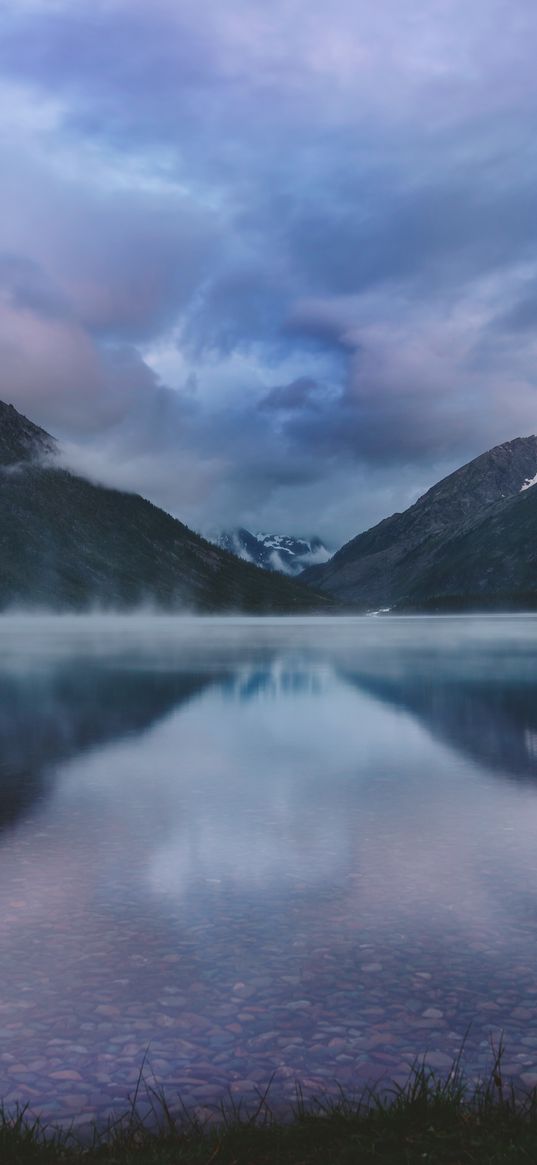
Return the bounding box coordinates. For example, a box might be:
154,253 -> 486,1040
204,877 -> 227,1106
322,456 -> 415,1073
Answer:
3,1044 -> 537,1164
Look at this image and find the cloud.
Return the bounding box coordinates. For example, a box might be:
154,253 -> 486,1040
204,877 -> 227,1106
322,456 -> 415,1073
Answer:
260,377 -> 321,412
1,0 -> 537,543
0,142 -> 222,344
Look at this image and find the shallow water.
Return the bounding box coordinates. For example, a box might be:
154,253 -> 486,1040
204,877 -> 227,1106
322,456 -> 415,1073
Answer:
2,614 -> 537,1127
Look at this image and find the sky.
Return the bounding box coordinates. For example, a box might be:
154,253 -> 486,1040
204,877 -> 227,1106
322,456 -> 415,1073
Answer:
1,0 -> 537,546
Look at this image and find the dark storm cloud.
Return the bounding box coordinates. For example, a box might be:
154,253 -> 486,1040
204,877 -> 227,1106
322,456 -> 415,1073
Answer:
282,166 -> 537,297
1,0 -> 537,541
260,378 -> 321,412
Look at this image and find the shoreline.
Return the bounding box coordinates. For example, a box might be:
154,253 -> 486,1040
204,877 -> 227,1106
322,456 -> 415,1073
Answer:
2,1056 -> 537,1163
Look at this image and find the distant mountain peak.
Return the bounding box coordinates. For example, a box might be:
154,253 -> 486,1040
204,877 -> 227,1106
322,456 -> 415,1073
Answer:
214,528 -> 331,576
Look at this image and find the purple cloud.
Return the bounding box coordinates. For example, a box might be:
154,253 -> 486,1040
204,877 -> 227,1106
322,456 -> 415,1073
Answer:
0,0 -> 537,542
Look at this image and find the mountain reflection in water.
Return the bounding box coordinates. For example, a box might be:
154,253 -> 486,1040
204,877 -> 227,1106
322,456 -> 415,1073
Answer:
342,674 -> 537,785
0,665 -> 214,828
1,615 -> 537,1127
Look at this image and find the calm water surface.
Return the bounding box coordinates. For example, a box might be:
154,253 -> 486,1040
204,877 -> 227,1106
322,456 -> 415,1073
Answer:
2,614 -> 537,1126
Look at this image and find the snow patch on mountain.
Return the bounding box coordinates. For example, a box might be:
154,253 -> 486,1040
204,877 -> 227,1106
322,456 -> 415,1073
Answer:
213,528 -> 331,576
520,472 -> 537,491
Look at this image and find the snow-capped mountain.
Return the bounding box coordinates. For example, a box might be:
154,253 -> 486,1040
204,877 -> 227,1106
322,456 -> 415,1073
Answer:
215,528 -> 331,576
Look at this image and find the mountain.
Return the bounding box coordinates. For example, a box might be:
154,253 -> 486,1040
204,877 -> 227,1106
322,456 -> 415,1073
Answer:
0,400 -> 333,613
214,528 -> 330,576
0,400 -> 56,465
303,435 -> 537,610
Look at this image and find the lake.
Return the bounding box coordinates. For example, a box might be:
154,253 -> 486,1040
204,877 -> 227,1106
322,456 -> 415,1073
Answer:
2,613 -> 537,1129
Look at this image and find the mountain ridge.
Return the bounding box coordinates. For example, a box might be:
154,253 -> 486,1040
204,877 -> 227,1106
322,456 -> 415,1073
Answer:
0,399 -> 56,466
0,400 -> 333,614
303,435 -> 537,609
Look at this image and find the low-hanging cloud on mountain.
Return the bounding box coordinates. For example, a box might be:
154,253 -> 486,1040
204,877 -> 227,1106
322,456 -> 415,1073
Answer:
1,0 -> 537,543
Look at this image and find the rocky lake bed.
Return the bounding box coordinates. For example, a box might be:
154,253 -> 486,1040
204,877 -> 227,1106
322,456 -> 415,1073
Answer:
2,615 -> 537,1131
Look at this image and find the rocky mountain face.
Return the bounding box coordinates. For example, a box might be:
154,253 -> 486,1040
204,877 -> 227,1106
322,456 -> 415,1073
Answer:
215,528 -> 330,576
0,401 -> 332,614
0,399 -> 56,465
303,436 -> 537,610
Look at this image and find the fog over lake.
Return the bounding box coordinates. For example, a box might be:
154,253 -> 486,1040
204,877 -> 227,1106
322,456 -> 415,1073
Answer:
2,615 -> 537,1127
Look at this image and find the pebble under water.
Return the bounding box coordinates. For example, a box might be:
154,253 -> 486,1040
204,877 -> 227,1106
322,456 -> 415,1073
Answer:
1,614 -> 537,1129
